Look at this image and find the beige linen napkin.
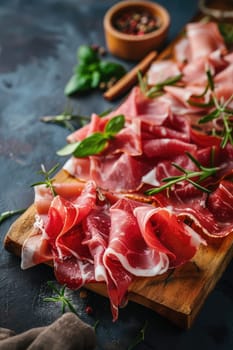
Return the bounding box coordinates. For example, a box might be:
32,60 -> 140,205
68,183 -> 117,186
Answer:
0,313 -> 96,350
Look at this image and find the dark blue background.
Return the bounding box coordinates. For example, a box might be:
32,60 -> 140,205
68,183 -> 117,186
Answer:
1,1 -> 233,349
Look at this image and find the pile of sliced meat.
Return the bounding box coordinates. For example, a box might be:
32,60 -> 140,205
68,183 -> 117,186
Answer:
21,20 -> 233,321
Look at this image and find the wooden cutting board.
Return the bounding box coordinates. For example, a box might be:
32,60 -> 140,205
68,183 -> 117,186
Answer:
4,170 -> 233,329
4,2 -> 233,328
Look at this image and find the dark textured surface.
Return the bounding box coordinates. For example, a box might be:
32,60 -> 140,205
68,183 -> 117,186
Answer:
1,1 -> 233,349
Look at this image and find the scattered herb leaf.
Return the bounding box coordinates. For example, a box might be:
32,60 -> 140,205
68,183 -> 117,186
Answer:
127,320 -> 148,350
57,114 -> 125,158
0,208 -> 27,224
145,151 -> 219,195
43,281 -> 78,315
31,163 -> 60,197
93,320 -> 100,332
137,71 -> 147,95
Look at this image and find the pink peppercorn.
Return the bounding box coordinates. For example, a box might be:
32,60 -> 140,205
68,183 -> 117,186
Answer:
114,9 -> 160,35
85,306 -> 93,315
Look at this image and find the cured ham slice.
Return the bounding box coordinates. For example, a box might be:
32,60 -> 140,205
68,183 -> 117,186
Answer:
67,113 -> 108,143
185,21 -> 226,62
174,37 -> 190,63
163,85 -> 208,112
153,178 -> 233,238
147,60 -> 181,86
208,180 -> 233,222
143,138 -> 196,159
103,198 -> 169,320
134,206 -> 205,267
21,181 -> 97,269
104,198 -> 169,277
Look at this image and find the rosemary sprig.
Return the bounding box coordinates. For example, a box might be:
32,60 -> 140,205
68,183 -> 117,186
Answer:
43,281 -> 78,315
137,70 -> 147,95
138,71 -> 183,98
186,68 -> 233,148
199,94 -> 233,148
0,208 -> 27,224
31,163 -> 60,197
93,320 -> 100,332
127,320 -> 148,350
57,114 -> 125,158
145,151 -> 219,196
40,107 -> 112,132
219,23 -> 233,45
146,74 -> 183,98
187,67 -> 214,103
40,111 -> 89,131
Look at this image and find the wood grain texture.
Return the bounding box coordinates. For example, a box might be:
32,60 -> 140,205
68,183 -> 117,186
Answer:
4,170 -> 233,328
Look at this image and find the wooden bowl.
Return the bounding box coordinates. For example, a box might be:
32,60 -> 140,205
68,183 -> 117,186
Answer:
103,0 -> 170,61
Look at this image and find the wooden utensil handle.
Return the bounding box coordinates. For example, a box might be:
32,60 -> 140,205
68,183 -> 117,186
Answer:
103,51 -> 157,101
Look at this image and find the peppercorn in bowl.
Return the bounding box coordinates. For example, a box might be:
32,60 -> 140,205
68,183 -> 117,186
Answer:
103,0 -> 170,61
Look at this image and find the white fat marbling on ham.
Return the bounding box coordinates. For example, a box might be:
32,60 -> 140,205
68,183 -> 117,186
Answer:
104,247 -> 169,277
142,168 -> 160,186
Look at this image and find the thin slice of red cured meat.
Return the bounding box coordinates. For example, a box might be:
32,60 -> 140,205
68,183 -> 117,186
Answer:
82,207 -> 111,282
146,60 -> 181,86
143,138 -> 196,159
141,110 -> 191,143
106,86 -> 171,124
21,181 -> 97,269
89,153 -> 152,192
207,180 -> 233,222
103,198 -> 169,320
185,21 -> 226,62
54,256 -> 96,290
152,181 -> 233,238
54,206 -> 111,290
67,113 -> 108,143
134,206 -> 205,267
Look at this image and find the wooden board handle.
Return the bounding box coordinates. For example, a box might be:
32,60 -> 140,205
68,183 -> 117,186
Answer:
103,51 -> 157,101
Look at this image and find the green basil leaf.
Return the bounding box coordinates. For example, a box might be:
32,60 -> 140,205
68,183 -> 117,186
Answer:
104,114 -> 125,136
77,45 -> 99,65
76,62 -> 100,75
57,142 -> 80,156
99,61 -> 126,81
91,71 -> 101,88
64,74 -> 80,96
73,133 -> 107,158
64,74 -> 93,95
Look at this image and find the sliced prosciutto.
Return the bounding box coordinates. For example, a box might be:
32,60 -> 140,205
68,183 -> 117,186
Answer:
21,19 -> 233,323
134,206 -> 205,267
185,21 -> 226,62
147,60 -> 181,86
